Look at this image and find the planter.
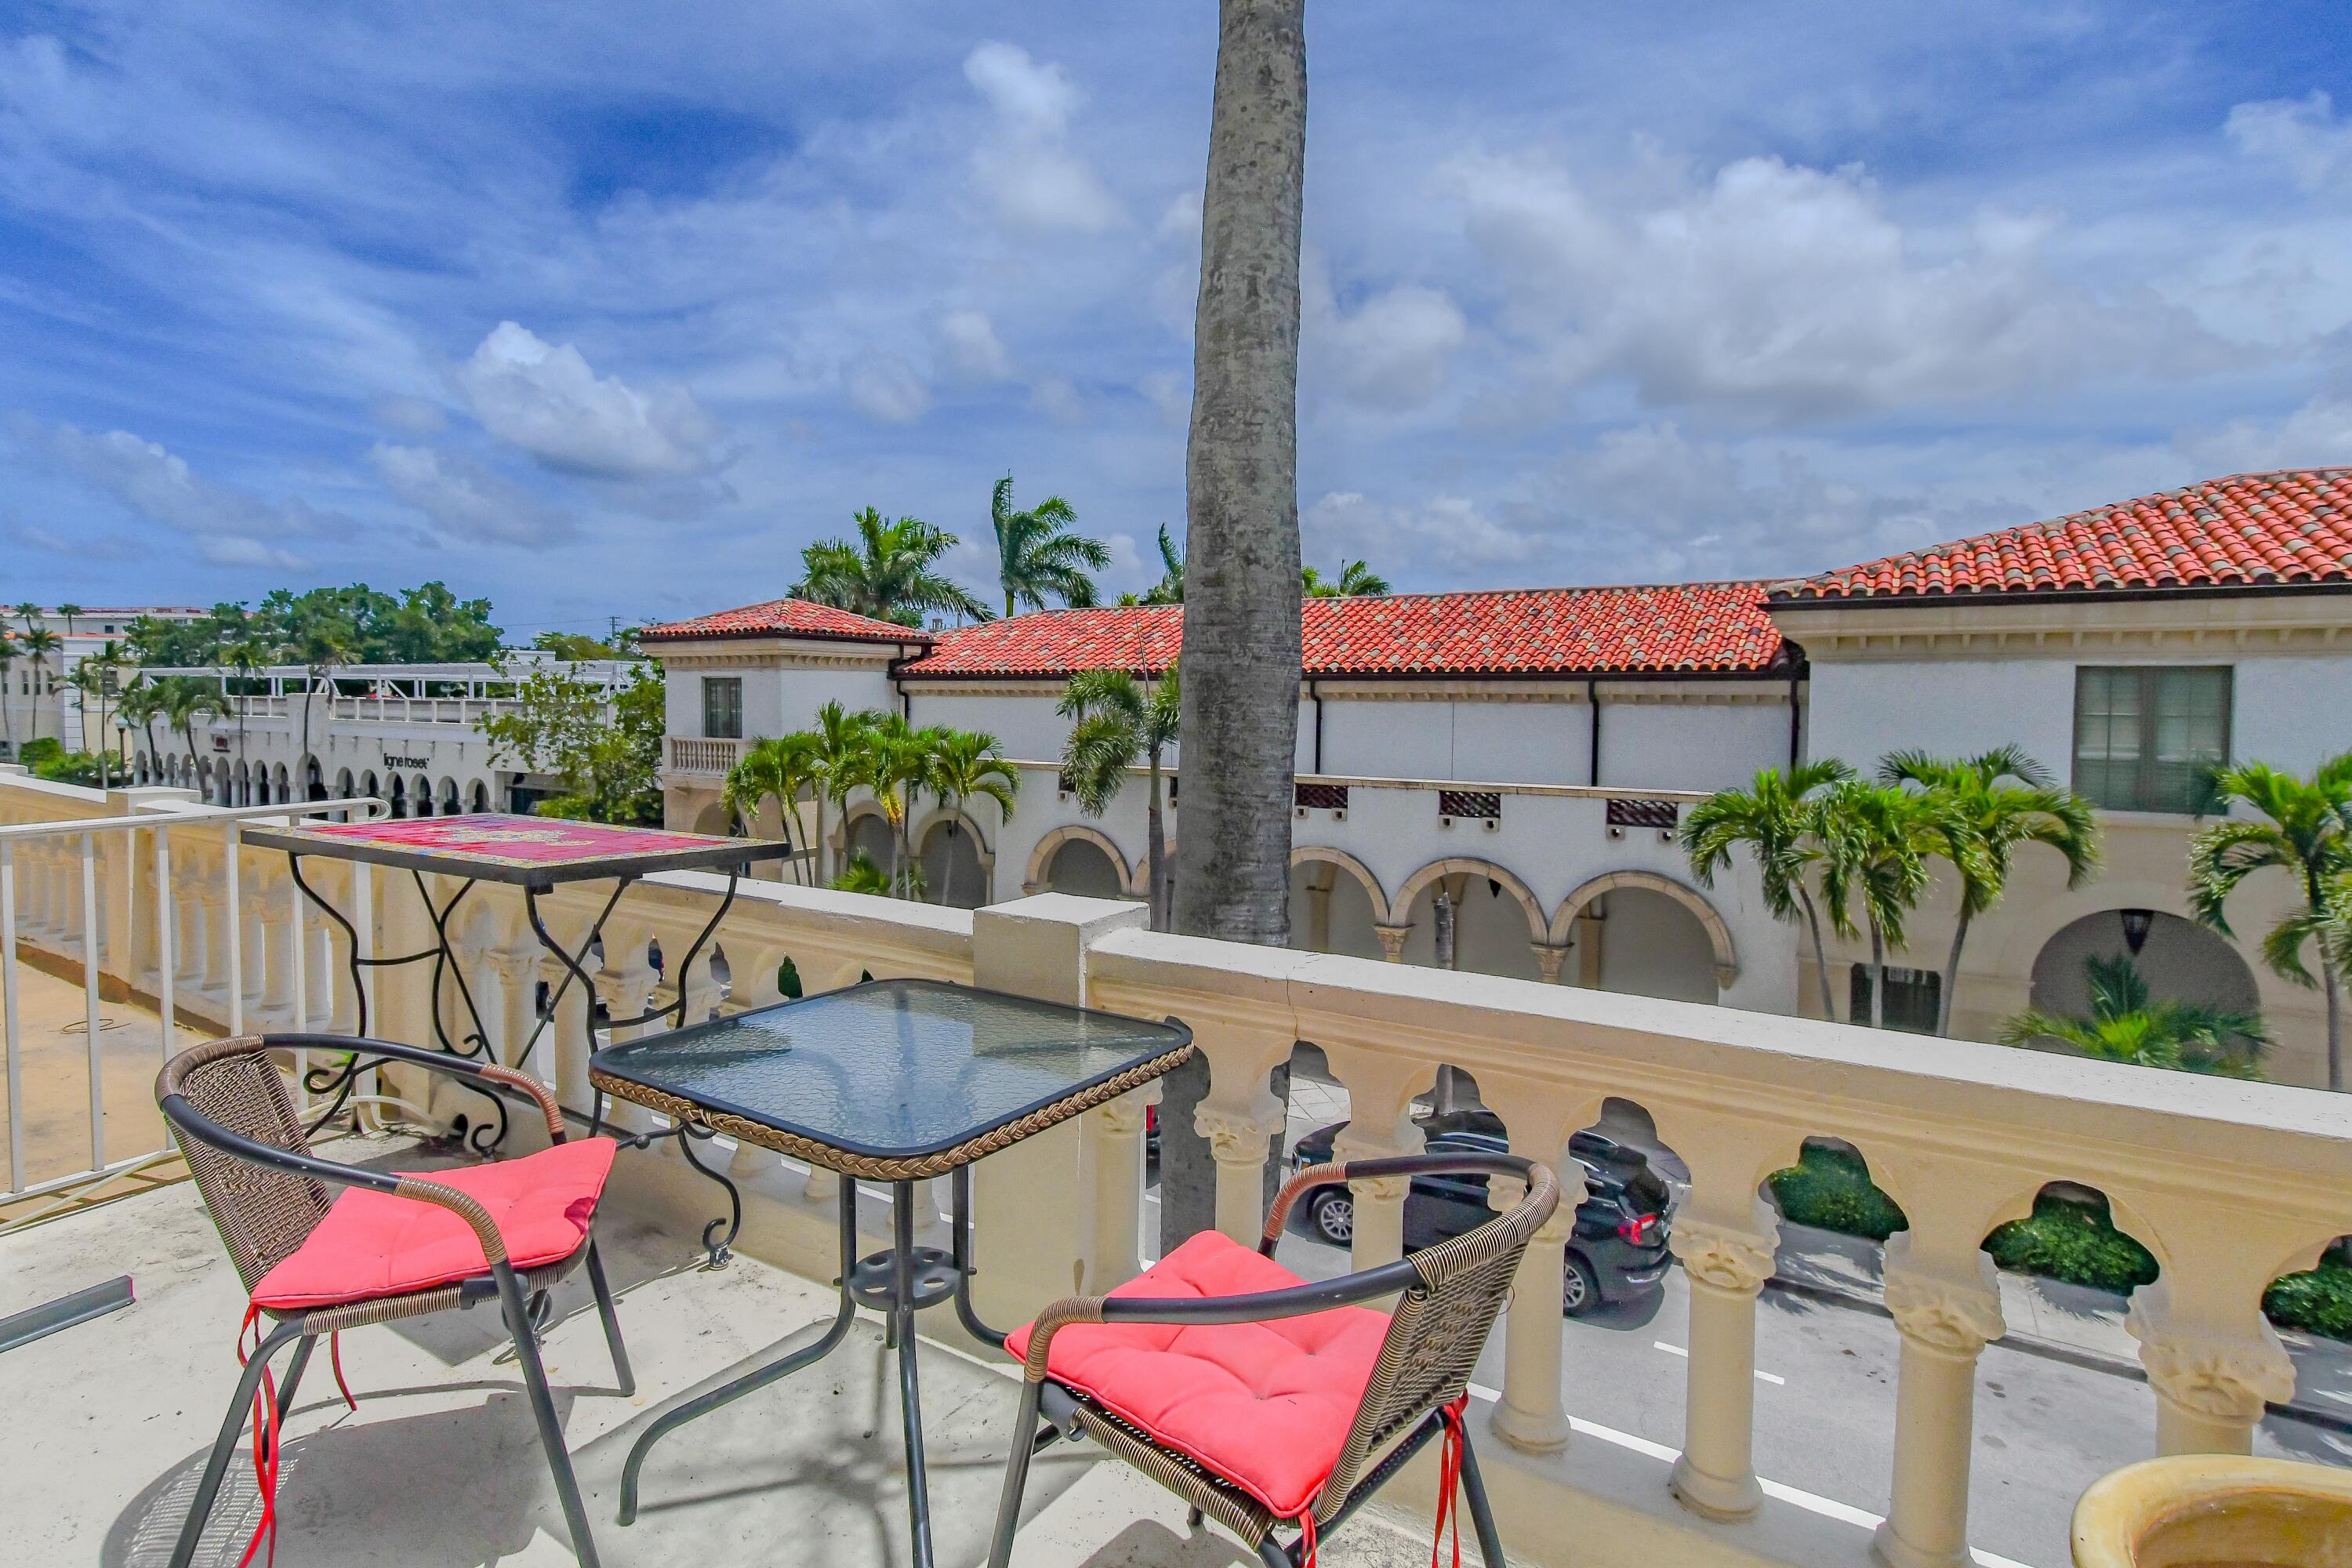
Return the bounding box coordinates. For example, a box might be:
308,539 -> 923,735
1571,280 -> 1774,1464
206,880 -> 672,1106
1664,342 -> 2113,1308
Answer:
2073,1454 -> 2352,1567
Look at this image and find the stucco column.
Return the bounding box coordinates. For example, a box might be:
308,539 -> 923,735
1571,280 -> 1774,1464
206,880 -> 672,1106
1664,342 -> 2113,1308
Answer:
482,947 -> 541,1073
597,962 -> 660,1137
1530,942 -> 1571,985
1492,1187 -> 1577,1453
1322,1047 -> 1436,1272
540,959 -> 592,1117
1086,1087 -> 1156,1290
2128,1292 -> 2296,1456
1668,1218 -> 1778,1520
259,902 -> 296,1026
1372,924 -> 1412,963
198,884 -> 233,993
1872,1255 -> 2008,1568
1198,1103 -> 1289,1245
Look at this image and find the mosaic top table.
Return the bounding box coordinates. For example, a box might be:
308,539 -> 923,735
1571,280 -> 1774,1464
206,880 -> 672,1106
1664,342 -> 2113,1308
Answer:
589,978 -> 1194,1568
241,813 -> 787,1154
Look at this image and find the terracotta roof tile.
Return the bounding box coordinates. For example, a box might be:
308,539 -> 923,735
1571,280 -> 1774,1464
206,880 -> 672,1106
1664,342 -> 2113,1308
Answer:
639,599 -> 931,645
1774,469 -> 2352,602
900,584 -> 1785,679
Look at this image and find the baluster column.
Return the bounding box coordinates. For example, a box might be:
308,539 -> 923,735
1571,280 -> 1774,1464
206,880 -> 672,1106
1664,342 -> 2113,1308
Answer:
2129,1281 -> 2296,1456
1318,1047 -> 1436,1272
1483,1084 -> 1594,1454
1668,1218 -> 1778,1519
1872,1241 -> 2007,1568
1084,1088 -> 1156,1290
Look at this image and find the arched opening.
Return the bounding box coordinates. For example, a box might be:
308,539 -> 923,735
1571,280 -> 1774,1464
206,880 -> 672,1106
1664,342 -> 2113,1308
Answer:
1287,851 -> 1388,961
1981,1181 -> 2159,1298
917,818 -> 989,909
469,780 -> 490,814
386,774 -> 407,815
336,768 -> 354,799
412,773 -> 434,816
2029,909 -> 2260,1024
439,777 -> 461,815
1394,866 -> 1541,982
691,800 -> 733,837
359,769 -> 378,804
273,764 -> 291,804
232,760 -> 251,806
304,757 -> 325,802
1044,837 -> 1126,899
1591,886 -> 1721,1004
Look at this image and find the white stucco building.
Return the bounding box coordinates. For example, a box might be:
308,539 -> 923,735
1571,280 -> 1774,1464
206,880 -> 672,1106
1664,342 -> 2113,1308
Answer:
124,658 -> 635,816
646,467 -> 2352,1087
0,604 -> 205,758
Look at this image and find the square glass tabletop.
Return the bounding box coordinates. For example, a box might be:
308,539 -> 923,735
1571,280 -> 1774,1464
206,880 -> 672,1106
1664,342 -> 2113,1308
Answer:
590,978 -> 1193,1163
240,813 -> 789,887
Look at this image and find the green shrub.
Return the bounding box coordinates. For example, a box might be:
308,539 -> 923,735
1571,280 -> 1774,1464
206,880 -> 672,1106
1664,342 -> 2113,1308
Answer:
2264,1246 -> 2352,1341
1983,1193 -> 2159,1291
19,738 -> 108,786
17,736 -> 63,769
1767,1141 -> 1909,1241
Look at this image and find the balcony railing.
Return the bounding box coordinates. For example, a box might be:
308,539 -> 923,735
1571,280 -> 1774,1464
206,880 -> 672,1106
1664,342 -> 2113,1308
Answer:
5,764 -> 2347,1568
666,735 -> 750,777
1606,796 -> 1682,833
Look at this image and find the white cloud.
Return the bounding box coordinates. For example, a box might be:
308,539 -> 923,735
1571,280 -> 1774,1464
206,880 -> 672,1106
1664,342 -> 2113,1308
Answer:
964,42 -> 1123,234
1029,374 -> 1086,424
937,310 -> 1012,383
9,418 -> 336,566
2227,93 -> 2352,197
456,321 -> 721,478
372,394 -> 448,434
845,351 -> 931,423
196,535 -> 310,570
2177,391 -> 2352,476
1308,489 -> 1541,574
1314,282 -> 1468,412
1449,148 -> 2223,421
963,42 -> 1083,135
368,444 -> 573,544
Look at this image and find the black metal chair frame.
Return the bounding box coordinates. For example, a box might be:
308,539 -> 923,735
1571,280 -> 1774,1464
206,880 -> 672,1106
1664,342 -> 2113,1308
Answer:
989,1149 -> 1559,1568
157,1033 -> 633,1568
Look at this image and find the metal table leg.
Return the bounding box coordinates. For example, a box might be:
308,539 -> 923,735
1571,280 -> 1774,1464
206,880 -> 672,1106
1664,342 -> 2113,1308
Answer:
616,1176 -> 862,1525
893,1179 -> 935,1568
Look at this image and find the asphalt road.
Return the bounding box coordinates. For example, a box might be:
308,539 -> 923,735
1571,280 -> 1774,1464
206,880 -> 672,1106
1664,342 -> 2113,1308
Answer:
1142,1185 -> 2352,1568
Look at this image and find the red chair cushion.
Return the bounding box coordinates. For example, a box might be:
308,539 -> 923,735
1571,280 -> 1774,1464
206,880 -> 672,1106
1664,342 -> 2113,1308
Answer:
249,1137 -> 618,1311
1004,1230 -> 1389,1519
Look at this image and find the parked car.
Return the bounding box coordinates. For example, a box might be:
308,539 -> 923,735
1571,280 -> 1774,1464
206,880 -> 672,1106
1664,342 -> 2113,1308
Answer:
1287,1109 -> 1673,1316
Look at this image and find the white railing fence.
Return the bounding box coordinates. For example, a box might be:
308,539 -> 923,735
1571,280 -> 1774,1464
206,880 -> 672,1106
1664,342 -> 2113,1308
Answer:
0,776 -> 387,1210
6,768 -> 2349,1568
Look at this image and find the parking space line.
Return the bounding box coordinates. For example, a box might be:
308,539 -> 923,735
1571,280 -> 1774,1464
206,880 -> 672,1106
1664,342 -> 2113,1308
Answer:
1652,1340 -> 1784,1385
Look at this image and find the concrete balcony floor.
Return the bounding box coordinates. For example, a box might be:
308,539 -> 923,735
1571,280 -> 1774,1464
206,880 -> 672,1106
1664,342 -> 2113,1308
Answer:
2,1147 -> 1439,1568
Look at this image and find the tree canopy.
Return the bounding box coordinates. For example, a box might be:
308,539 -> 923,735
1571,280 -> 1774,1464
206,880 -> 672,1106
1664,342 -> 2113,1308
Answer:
123,583 -> 503,668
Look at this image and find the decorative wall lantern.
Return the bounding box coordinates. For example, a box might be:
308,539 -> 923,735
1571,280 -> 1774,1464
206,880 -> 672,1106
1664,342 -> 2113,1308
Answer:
2119,909 -> 2154,956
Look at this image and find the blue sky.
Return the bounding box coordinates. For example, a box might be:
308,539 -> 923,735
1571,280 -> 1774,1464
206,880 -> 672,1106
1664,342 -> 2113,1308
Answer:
2,1 -> 2347,639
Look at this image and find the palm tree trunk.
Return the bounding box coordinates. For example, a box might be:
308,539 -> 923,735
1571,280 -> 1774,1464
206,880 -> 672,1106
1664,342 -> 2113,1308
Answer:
812,793 -> 827,886
940,802 -> 960,906
1796,886 -> 1836,1020
1171,0 -> 1305,949
1868,917 -> 1886,1029
1146,752 -> 1167,931
2327,966 -> 2343,1094
1937,907 -> 1974,1036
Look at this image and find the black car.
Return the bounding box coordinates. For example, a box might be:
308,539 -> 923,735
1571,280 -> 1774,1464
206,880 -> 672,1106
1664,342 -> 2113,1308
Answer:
1287,1110 -> 1673,1316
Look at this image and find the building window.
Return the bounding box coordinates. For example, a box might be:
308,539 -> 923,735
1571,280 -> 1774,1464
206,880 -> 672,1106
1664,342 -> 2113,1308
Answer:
2072,666 -> 2230,814
1849,964 -> 1941,1034
702,677 -> 743,739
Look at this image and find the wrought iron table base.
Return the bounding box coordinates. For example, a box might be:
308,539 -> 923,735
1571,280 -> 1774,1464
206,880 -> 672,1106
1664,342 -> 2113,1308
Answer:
616,1164 -> 1011,1568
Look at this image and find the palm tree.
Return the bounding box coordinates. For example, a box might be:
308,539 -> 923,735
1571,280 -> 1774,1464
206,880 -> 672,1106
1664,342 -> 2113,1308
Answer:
797,507 -> 992,627
1061,663 -> 1182,930
220,637 -> 269,785
1134,524 -> 1185,604
18,625 -> 62,742
288,619 -> 358,769
1302,560 -> 1389,597
843,713 -> 946,895
54,602 -> 83,637
115,679 -> 165,776
0,633 -> 16,757
927,730 -> 1020,906
69,646 -> 125,787
991,477 -> 1110,618
1176,0 -> 1305,949
1681,760 -> 1854,1018
1820,779 -> 1962,1028
2188,755 -> 2352,1091
1882,746 -> 2100,1036
807,701 -> 879,884
724,735 -> 822,883
156,677 -> 227,787
2002,953 -> 2269,1078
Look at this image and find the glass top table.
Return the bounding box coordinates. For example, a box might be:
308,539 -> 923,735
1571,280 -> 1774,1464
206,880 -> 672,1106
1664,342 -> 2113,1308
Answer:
590,977 -> 1192,1172
590,979 -> 1192,1568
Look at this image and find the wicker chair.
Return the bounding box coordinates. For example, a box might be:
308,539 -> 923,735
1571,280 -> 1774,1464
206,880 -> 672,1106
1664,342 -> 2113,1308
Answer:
156,1033 -> 632,1568
989,1149 -> 1559,1568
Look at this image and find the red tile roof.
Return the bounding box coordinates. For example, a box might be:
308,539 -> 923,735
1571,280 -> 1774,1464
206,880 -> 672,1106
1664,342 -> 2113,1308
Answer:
1776,469 -> 2352,602
898,584 -> 1786,679
639,598 -> 931,645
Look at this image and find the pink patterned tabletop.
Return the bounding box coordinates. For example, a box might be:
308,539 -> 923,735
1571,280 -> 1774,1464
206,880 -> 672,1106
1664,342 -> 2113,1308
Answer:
244,812 -> 785,882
